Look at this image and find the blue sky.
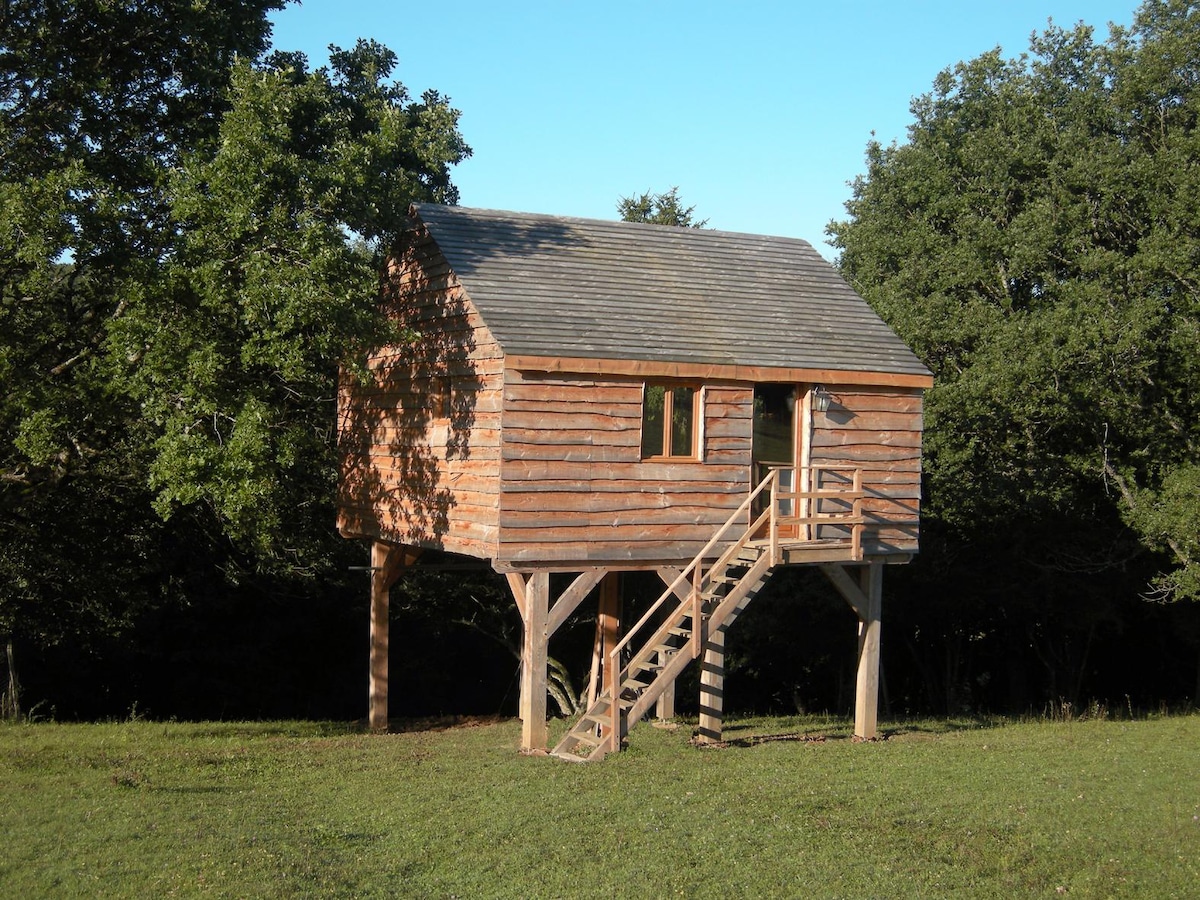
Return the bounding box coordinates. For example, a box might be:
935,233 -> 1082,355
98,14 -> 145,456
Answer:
270,0 -> 1139,259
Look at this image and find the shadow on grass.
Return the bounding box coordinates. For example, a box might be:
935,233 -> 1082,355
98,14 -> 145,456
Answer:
150,785 -> 238,795
684,715 -> 1014,750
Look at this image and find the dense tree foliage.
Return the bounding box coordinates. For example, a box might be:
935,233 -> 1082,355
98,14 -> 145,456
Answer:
111,40 -> 469,558
1,0 -> 287,669
618,187 -> 708,227
1,1 -> 469,711
830,0 -> 1200,605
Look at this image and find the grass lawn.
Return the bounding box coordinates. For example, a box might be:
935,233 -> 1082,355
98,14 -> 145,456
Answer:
1,713 -> 1197,898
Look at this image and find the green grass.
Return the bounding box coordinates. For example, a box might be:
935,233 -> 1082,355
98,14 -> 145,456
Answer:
2,714 -> 1198,898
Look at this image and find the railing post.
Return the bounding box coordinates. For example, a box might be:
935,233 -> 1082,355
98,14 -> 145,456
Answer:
769,469 -> 779,565
806,465 -> 816,542
607,646 -> 621,752
813,466 -> 823,541
692,565 -> 703,656
852,467 -> 863,560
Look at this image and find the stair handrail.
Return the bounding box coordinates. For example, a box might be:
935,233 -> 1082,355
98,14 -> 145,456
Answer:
601,469 -> 780,751
608,468 -> 779,669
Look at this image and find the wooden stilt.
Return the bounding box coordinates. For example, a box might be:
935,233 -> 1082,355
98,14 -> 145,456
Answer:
819,561 -> 884,741
697,620 -> 726,742
649,567 -> 686,720
587,572 -> 622,708
518,571 -> 550,751
369,541 -> 412,734
853,562 -> 883,740
655,647 -> 676,720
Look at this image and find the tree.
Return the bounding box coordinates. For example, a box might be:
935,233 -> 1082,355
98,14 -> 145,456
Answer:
618,186 -> 708,227
1,0 -> 289,678
1,3 -> 471,713
829,0 -> 1200,606
109,40 -> 470,558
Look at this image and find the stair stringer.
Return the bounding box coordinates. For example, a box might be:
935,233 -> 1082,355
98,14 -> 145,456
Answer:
550,548 -> 775,762
624,551 -> 774,728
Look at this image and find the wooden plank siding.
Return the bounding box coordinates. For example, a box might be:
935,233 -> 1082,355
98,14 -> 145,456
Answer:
809,385 -> 924,554
336,225 -> 503,558
494,373 -> 753,565
336,212 -> 926,568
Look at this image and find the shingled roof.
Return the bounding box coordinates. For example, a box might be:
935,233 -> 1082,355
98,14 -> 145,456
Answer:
411,204 -> 931,379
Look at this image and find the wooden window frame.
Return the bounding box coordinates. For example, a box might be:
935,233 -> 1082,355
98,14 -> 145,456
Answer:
641,381 -> 703,461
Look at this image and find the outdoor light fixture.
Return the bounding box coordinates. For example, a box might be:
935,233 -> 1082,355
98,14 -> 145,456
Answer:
812,385 -> 832,413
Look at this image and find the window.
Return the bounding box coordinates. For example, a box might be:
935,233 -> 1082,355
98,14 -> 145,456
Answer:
641,383 -> 700,459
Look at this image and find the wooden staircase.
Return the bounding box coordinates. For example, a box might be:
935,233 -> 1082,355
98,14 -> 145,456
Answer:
550,477 -> 782,762
548,464 -> 868,762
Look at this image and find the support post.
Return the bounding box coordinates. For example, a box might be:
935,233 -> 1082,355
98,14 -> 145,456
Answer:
697,619 -> 726,743
369,541 -> 411,734
587,572 -> 622,708
518,571 -> 550,752
655,648 -> 676,720
854,562 -> 883,740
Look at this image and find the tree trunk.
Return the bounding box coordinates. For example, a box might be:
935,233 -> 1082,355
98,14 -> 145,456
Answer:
3,641 -> 20,721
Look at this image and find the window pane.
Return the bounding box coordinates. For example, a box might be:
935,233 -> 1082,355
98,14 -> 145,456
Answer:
669,386 -> 695,456
641,384 -> 665,457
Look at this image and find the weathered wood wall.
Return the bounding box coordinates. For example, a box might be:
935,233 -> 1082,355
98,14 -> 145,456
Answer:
809,386 -> 923,554
337,226 -> 503,559
337,227 -> 924,565
495,374 -> 753,565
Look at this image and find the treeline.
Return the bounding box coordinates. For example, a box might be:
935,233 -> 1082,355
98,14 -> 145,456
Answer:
0,0 -> 471,719
2,1 -> 1198,722
827,0 -> 1200,711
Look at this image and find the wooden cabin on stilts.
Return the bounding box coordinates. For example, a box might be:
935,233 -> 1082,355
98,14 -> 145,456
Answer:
337,205 -> 932,760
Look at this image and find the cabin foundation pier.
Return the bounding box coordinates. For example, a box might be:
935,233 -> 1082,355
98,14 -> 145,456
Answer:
516,572 -> 550,752
508,568 -> 610,752
587,572 -> 623,709
367,542 -> 415,733
697,621 -> 728,742
821,561 -> 884,740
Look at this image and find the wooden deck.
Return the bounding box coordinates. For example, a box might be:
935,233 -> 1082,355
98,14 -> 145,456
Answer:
745,537 -> 899,565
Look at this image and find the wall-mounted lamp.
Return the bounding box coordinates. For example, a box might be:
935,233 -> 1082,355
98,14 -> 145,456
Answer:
812,385 -> 832,413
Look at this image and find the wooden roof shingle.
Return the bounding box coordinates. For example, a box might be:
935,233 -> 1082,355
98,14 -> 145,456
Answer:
411,204 -> 931,380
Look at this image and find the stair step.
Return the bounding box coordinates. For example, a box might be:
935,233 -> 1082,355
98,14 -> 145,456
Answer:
567,729 -> 602,747
549,750 -> 591,763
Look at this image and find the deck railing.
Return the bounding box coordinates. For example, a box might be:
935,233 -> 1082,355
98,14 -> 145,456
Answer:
764,464 -> 866,558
